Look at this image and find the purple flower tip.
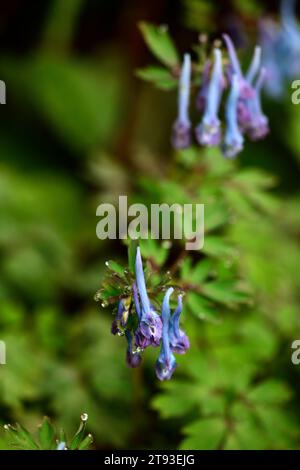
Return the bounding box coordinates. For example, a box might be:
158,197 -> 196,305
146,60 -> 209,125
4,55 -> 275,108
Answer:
135,247 -> 163,348
154,288 -> 178,381
172,53 -> 192,150
195,118 -> 222,147
125,331 -> 142,368
222,74 -> 244,159
169,295 -> 190,354
171,120 -> 192,149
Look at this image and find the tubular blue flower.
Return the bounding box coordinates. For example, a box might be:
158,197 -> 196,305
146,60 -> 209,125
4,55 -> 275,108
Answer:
132,281 -> 141,319
222,74 -> 244,159
125,330 -> 142,368
223,34 -> 255,100
169,295 -> 190,354
172,54 -> 192,149
195,59 -> 211,113
259,19 -> 285,99
111,298 -> 129,335
260,0 -> 300,98
280,0 -> 300,78
155,288 -> 177,381
195,48 -> 224,147
57,442 -> 66,450
223,34 -> 267,134
246,46 -> 262,85
246,68 -> 269,141
134,247 -> 162,349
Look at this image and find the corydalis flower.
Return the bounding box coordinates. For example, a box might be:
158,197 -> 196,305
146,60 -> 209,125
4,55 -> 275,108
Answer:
223,33 -> 255,100
245,68 -> 269,141
280,0 -> 300,77
223,33 -> 268,141
111,298 -> 129,335
195,48 -> 223,147
134,247 -> 162,349
172,54 -> 192,149
222,74 -> 244,159
125,330 -> 142,368
196,59 -> 211,113
169,294 -> 190,354
155,288 -> 177,381
260,0 -> 300,98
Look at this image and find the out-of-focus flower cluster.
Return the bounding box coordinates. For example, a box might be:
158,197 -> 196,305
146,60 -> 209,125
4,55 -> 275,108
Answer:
260,0 -> 300,99
110,247 -> 189,381
172,34 -> 269,158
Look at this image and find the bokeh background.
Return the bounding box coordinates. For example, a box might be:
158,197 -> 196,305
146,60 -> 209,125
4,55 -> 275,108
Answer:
0,0 -> 300,450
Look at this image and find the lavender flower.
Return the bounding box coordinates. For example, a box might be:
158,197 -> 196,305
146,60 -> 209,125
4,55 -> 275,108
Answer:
155,288 -> 177,381
125,330 -> 142,368
134,247 -> 162,349
195,48 -> 223,147
246,45 -> 262,85
169,295 -> 190,354
222,74 -> 244,159
111,298 -> 129,335
246,68 -> 269,141
223,33 -> 255,100
260,0 -> 300,98
259,19 -> 285,99
172,54 -> 192,149
196,59 -> 211,113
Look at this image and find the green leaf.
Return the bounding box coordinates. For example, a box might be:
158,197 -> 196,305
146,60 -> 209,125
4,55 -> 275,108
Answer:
180,418 -> 226,450
202,280 -> 249,306
186,292 -> 219,322
105,260 -> 124,276
136,66 -> 177,90
152,381 -> 203,418
38,417 -> 55,450
202,236 -> 236,259
139,22 -> 179,67
70,414 -> 88,450
78,434 -> 93,450
248,381 -> 292,405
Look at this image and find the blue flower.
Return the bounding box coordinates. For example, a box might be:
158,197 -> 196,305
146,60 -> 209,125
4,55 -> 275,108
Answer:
280,0 -> 300,79
246,68 -> 269,141
172,54 -> 192,149
246,45 -> 262,86
195,48 -> 223,147
169,294 -> 190,354
259,19 -> 286,99
223,34 -> 255,101
57,442 -> 66,450
260,0 -> 300,98
125,330 -> 142,368
155,288 -> 177,381
134,247 -> 162,349
195,59 -> 211,113
222,74 -> 244,159
111,298 -> 129,335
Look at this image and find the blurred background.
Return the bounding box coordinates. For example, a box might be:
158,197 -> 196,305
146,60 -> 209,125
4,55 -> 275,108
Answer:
0,0 -> 300,450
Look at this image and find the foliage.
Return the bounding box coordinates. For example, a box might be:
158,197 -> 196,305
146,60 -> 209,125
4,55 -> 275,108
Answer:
0,0 -> 300,451
3,414 -> 93,450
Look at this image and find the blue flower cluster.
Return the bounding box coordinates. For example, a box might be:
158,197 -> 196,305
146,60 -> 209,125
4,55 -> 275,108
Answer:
111,248 -> 189,380
260,0 -> 300,98
172,35 -> 269,158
